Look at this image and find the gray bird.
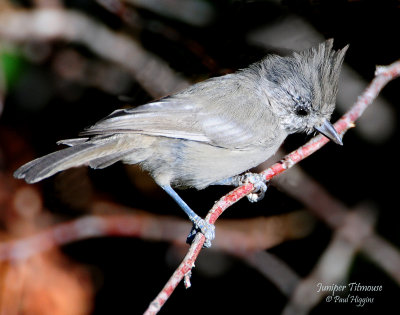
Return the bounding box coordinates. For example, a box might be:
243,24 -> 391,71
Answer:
14,40 -> 347,247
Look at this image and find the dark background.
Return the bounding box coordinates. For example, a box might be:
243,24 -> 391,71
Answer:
1,0 -> 400,314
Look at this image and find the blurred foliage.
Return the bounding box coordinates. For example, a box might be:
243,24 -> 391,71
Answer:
0,49 -> 25,90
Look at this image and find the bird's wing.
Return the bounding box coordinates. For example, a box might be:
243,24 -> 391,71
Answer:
81,77 -> 277,149
80,97 -> 210,142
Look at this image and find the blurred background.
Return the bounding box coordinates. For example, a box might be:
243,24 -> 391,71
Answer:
1,0 -> 400,314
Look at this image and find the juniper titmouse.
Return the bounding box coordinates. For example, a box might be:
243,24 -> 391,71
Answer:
14,40 -> 348,247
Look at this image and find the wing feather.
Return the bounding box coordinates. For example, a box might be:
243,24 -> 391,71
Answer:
80,98 -> 210,142
81,75 -> 277,149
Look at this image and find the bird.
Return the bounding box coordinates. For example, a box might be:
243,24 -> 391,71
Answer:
14,39 -> 348,247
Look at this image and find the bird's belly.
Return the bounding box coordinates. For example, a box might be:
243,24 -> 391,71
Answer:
171,141 -> 281,189
138,135 -> 284,190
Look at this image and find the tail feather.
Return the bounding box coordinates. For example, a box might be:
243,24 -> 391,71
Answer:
14,143 -> 97,183
14,134 -> 156,183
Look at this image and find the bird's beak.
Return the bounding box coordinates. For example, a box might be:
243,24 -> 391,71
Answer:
315,120 -> 343,145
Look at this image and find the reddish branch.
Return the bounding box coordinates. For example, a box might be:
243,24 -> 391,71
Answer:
144,61 -> 400,315
0,201 -> 310,261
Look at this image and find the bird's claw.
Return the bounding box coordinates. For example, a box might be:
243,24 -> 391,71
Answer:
237,172 -> 268,203
187,218 -> 215,248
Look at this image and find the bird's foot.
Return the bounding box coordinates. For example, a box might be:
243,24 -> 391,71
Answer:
187,217 -> 215,248
236,172 -> 268,203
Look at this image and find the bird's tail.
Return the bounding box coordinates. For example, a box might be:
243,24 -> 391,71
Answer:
14,135 -> 153,183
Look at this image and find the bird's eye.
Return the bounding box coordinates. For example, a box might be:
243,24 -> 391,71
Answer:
295,106 -> 309,116
292,95 -> 310,116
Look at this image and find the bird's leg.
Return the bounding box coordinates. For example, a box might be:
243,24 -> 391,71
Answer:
160,185 -> 215,248
212,172 -> 268,203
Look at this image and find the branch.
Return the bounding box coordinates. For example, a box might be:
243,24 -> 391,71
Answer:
0,7 -> 189,98
144,61 -> 400,314
238,250 -> 301,297
282,207 -> 376,315
0,200 -> 311,261
273,160 -> 400,285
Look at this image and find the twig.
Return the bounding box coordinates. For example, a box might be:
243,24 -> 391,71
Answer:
282,207 -> 376,315
238,250 -> 301,297
361,234 -> 400,285
0,201 -> 310,262
0,8 -> 189,98
274,161 -> 400,285
143,61 -> 400,314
